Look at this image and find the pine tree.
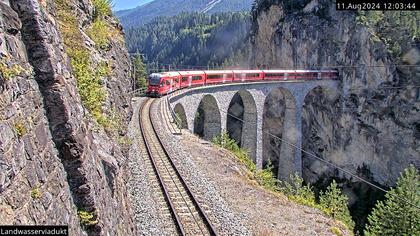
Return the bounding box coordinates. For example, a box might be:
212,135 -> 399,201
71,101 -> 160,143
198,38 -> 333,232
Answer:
364,165 -> 420,236
319,180 -> 355,230
132,51 -> 147,90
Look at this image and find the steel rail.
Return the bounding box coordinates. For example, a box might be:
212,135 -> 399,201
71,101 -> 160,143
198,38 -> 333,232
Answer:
148,98 -> 218,236
139,98 -> 185,235
140,98 -> 218,235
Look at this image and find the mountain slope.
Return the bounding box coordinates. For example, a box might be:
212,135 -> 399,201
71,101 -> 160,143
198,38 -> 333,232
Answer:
116,0 -> 253,28
125,12 -> 251,69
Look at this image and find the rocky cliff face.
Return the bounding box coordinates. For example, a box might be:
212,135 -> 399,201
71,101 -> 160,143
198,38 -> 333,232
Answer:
251,0 -> 419,188
0,0 -> 135,234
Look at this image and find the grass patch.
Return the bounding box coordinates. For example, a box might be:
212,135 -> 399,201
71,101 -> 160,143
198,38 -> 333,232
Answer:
86,19 -> 111,48
0,56 -> 27,80
30,186 -> 42,199
14,121 -> 27,138
212,132 -> 281,191
331,226 -> 343,236
116,136 -> 132,146
78,209 -> 98,226
212,131 -> 354,231
86,19 -> 121,49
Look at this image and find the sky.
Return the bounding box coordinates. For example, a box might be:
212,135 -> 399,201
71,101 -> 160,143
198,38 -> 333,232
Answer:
112,0 -> 154,10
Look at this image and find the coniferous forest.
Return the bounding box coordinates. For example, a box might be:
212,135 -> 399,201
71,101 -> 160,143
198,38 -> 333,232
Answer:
124,12 -> 251,71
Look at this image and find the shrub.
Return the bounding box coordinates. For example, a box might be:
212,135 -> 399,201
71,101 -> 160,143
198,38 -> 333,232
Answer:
212,132 -> 279,189
255,162 -> 280,191
280,173 -> 317,207
117,136 -> 132,146
55,0 -> 108,125
78,210 -> 98,226
212,131 -> 256,172
212,132 -> 354,230
70,50 -> 107,121
364,165 -> 420,236
55,0 -> 126,131
92,0 -> 112,19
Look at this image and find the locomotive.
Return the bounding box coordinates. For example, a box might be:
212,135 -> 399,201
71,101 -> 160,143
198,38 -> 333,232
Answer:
146,69 -> 338,97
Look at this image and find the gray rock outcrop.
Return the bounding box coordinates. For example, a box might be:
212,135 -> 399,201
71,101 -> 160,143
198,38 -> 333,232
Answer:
0,0 -> 136,234
251,0 -> 419,186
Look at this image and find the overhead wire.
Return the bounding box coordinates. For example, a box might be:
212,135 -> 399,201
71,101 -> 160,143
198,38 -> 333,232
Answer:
145,62 -> 420,70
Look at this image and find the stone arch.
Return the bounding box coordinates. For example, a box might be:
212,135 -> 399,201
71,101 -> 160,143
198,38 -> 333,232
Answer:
194,94 -> 222,141
301,85 -> 340,183
173,103 -> 188,129
263,87 -> 298,180
226,90 -> 258,162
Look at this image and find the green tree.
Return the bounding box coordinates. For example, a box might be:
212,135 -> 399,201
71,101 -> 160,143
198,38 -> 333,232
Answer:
365,165 -> 420,236
320,180 -> 355,230
125,12 -> 251,68
132,52 -> 147,90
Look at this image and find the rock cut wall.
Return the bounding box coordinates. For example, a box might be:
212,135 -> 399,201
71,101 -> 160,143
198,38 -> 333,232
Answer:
0,1 -> 83,232
0,0 -> 136,234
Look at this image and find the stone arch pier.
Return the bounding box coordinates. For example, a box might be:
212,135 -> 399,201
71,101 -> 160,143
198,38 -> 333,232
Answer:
168,80 -> 338,180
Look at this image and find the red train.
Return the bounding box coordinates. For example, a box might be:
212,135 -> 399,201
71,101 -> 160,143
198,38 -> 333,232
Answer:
146,69 -> 338,97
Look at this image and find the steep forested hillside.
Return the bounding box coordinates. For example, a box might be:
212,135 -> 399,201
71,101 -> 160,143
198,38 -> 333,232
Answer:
116,0 -> 253,28
125,12 -> 251,70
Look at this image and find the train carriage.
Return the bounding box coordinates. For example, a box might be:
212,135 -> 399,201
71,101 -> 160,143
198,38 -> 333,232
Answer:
204,70 -> 234,85
293,70 -> 320,80
146,72 -> 181,97
147,69 -> 338,97
232,70 -> 264,82
263,70 -> 296,81
179,71 -> 206,88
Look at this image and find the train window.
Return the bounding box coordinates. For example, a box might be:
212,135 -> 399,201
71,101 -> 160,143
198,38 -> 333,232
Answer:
246,73 -> 260,78
225,73 -> 233,78
166,80 -> 170,85
295,73 -> 306,77
266,73 -> 284,77
208,74 -> 222,79
175,78 -> 179,83
192,76 -> 202,81
149,76 -> 161,85
182,77 -> 188,82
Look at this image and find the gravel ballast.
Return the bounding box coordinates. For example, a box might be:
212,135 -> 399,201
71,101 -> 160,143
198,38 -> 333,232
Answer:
153,97 -> 351,236
127,98 -> 173,235
127,97 -> 350,235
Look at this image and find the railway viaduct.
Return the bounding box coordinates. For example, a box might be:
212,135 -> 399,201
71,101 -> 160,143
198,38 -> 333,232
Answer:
168,80 -> 339,180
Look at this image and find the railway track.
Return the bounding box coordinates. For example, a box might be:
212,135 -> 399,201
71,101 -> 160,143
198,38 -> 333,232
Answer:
139,98 -> 217,236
